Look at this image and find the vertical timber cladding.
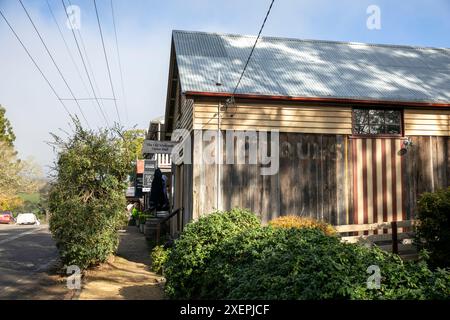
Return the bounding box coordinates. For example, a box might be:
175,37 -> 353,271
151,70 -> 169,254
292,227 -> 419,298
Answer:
402,136 -> 450,219
278,133 -> 347,225
192,130 -> 350,225
192,101 -> 354,224
188,101 -> 450,226
351,138 -> 406,234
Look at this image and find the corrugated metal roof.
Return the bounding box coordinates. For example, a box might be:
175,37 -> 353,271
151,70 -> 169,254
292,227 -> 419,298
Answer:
172,30 -> 450,104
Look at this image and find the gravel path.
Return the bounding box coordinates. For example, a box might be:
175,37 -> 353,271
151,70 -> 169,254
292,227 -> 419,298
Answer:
78,226 -> 165,300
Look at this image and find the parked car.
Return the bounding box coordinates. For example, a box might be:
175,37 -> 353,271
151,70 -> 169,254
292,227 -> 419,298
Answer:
0,211 -> 15,224
16,213 -> 40,226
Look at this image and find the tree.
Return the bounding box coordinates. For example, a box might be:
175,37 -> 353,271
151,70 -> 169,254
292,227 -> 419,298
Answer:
0,105 -> 16,147
49,120 -> 132,270
0,105 -> 42,210
122,129 -> 146,161
0,141 -> 43,210
121,128 -> 146,182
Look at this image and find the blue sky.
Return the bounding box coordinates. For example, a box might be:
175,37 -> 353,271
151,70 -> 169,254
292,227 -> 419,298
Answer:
0,0 -> 449,174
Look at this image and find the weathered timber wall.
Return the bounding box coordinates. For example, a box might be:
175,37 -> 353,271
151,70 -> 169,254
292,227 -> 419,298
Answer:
190,130 -> 449,225
403,136 -> 450,219
194,102 -> 353,135
192,131 -> 349,224
404,109 -> 450,136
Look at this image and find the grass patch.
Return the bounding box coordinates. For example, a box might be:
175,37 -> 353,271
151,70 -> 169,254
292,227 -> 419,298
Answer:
18,193 -> 40,203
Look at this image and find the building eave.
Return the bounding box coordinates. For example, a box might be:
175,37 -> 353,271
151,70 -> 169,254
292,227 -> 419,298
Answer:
184,91 -> 450,108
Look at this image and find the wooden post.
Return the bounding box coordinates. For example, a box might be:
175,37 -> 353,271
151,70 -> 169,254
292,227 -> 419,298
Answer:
391,221 -> 398,254
156,223 -> 161,245
176,209 -> 180,233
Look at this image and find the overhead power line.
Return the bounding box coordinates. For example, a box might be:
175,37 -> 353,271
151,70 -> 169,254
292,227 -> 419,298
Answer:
204,0 -> 276,131
0,8 -> 72,118
231,0 -> 275,97
59,97 -> 117,101
61,0 -> 110,127
18,0 -> 91,129
45,0 -> 99,120
110,0 -> 128,123
72,6 -> 110,123
94,0 -> 121,125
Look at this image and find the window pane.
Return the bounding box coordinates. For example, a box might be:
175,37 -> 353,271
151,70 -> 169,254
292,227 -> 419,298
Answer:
385,110 -> 401,125
354,109 -> 368,124
369,125 -> 385,134
355,124 -> 370,134
369,110 -> 385,124
386,125 -> 401,134
353,108 -> 402,135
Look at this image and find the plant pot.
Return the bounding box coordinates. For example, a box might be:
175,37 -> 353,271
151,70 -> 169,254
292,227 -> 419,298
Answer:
144,218 -> 159,239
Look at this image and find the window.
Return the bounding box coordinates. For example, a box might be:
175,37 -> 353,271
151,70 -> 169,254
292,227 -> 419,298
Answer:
353,108 -> 402,135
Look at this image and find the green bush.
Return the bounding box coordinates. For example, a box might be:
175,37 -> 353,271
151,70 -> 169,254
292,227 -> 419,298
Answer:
179,226 -> 450,299
226,228 -> 450,299
49,122 -> 130,270
164,208 -> 260,299
416,187 -> 450,269
151,245 -> 170,275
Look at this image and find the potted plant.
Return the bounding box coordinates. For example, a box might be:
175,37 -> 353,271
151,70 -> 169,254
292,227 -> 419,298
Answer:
138,213 -> 148,233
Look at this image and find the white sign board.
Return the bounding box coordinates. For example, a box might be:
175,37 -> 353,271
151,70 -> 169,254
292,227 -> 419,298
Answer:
142,187 -> 151,193
143,173 -> 154,189
126,187 -> 135,197
143,140 -> 178,154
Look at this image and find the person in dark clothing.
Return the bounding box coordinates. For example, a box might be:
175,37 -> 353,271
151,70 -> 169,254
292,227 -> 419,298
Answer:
149,168 -> 169,211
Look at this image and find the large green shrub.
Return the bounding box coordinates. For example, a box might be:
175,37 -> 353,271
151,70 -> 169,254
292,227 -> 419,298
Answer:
416,187 -> 450,269
179,226 -> 450,299
164,208 -> 260,299
213,227 -> 450,299
49,121 -> 131,270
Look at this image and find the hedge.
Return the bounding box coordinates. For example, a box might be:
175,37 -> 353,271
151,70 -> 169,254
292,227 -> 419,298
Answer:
416,187 -> 450,269
163,208 -> 260,299
163,209 -> 450,300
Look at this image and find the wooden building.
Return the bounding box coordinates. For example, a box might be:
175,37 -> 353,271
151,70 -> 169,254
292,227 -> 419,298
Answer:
142,116 -> 173,211
163,30 -> 450,230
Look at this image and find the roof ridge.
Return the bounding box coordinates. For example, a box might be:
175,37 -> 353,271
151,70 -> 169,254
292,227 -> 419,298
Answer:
172,29 -> 450,52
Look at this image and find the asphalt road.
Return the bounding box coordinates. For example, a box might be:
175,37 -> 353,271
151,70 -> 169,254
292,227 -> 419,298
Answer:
0,224 -> 63,299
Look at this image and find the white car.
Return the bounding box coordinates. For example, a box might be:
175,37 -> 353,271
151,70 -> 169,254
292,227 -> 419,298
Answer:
16,213 -> 40,226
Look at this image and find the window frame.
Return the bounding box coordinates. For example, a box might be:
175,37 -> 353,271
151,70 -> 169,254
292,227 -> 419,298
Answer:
351,107 -> 404,138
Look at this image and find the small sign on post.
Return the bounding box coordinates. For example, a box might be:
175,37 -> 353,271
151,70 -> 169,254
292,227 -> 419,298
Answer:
126,187 -> 135,197
142,140 -> 178,154
142,159 -> 157,193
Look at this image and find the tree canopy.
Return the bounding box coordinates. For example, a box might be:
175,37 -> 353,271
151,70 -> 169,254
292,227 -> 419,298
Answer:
49,120 -> 132,269
0,105 -> 16,147
0,106 -> 42,210
122,129 -> 146,162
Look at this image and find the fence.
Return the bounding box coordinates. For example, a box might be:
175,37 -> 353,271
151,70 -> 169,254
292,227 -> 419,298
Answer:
335,220 -> 417,260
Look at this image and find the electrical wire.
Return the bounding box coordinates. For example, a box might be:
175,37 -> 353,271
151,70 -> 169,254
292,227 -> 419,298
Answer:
231,0 -> 275,96
94,0 -> 121,125
18,0 -> 91,128
203,0 -> 276,130
110,0 -> 128,123
0,8 -> 73,118
61,0 -> 110,127
45,0 -> 98,121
